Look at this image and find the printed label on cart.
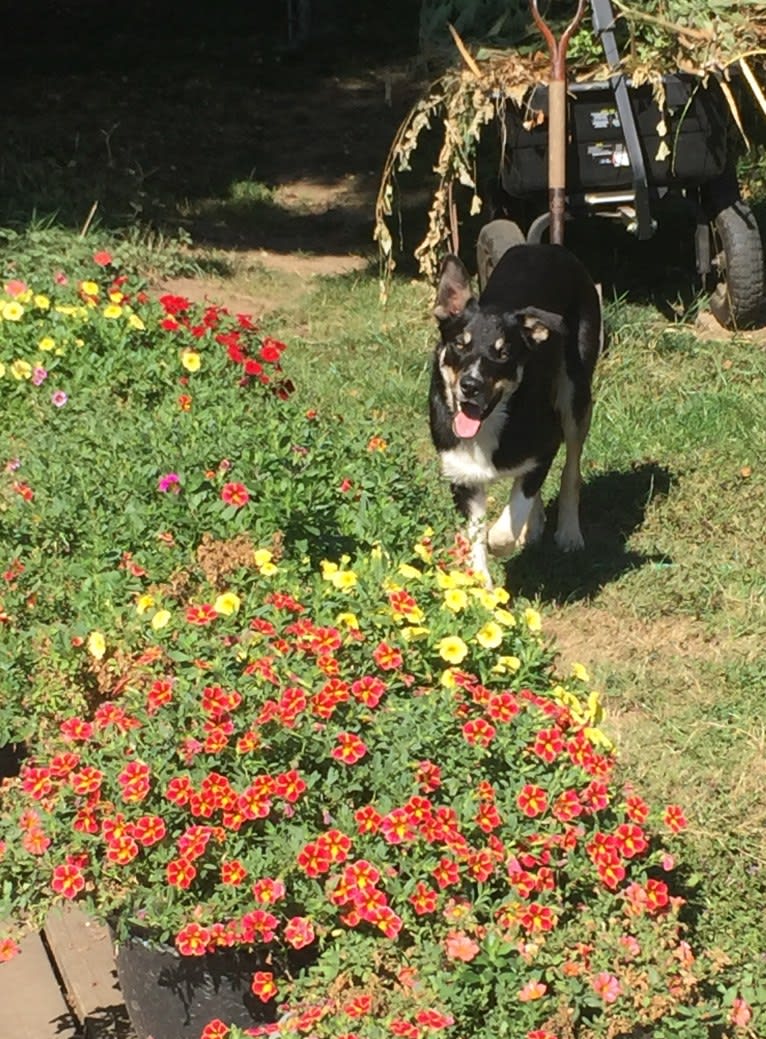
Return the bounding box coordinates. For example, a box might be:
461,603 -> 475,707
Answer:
589,107 -> 621,130
587,143 -> 630,167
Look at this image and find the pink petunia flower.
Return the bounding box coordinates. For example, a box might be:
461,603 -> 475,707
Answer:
157,472 -> 181,493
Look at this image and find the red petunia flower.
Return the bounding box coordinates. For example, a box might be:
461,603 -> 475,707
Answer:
166,857 -> 197,889
92,249 -> 113,267
175,922 -> 211,956
251,971 -> 278,1003
284,916 -> 315,949
372,641 -> 403,671
331,732 -> 368,765
220,482 -> 250,507
51,863 -> 85,899
409,881 -> 438,915
200,1021 -> 230,1039
663,804 -> 687,833
185,603 -> 218,625
517,784 -> 548,818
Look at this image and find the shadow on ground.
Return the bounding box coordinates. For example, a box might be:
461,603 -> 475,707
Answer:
502,462 -> 675,604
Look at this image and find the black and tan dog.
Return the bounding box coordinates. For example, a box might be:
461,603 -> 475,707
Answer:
429,232 -> 603,585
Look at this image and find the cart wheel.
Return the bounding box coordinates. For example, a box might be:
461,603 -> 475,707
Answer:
477,219 -> 525,291
707,200 -> 764,329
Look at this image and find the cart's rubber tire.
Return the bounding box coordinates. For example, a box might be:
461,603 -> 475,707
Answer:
708,200 -> 764,329
477,219 -> 525,292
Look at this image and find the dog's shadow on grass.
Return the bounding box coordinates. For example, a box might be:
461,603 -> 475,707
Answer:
502,462 -> 675,603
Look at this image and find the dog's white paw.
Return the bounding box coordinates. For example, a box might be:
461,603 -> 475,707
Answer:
554,524 -> 585,552
487,512 -> 517,558
488,498 -> 545,556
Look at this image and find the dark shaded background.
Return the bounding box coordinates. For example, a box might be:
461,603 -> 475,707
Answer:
0,0 -> 423,252
2,1 -> 764,308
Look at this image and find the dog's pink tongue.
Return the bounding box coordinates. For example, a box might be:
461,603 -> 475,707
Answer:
453,410 -> 481,439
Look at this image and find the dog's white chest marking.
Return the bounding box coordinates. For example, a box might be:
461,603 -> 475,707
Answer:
439,402 -> 534,486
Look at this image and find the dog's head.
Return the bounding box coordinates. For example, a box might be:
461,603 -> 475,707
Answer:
433,254 -> 567,439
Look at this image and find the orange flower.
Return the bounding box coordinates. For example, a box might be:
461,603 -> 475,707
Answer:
518,980 -> 547,1002
444,930 -> 480,962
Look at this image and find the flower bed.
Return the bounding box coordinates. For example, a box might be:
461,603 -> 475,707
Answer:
0,540 -> 744,1039
0,255 -> 754,1039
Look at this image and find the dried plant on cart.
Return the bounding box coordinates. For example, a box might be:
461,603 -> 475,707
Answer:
375,1 -> 766,289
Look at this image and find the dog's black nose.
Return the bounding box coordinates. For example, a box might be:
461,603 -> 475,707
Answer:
459,373 -> 482,399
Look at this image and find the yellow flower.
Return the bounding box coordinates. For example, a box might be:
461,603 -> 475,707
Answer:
102,303 -> 123,319
413,542 -> 432,563
443,588 -> 468,613
586,689 -> 604,726
523,607 -> 542,633
472,588 -> 499,610
571,661 -> 590,683
336,612 -> 360,630
402,625 -> 429,642
136,594 -> 155,615
494,608 -> 516,627
330,570 -> 358,591
128,313 -> 145,331
440,668 -> 457,688
38,336 -> 56,351
34,294 -> 50,310
87,631 -> 106,660
2,301 -> 24,321
214,591 -> 241,616
437,635 -> 469,665
80,280 -> 99,296
398,563 -> 422,581
476,621 -> 504,649
320,560 -> 339,580
492,654 -> 521,674
108,290 -> 124,303
260,562 -> 279,577
10,360 -> 32,380
151,609 -> 172,630
181,349 -> 201,372
254,549 -> 274,569
585,726 -> 613,750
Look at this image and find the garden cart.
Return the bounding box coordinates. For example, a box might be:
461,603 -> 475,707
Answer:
479,0 -> 764,328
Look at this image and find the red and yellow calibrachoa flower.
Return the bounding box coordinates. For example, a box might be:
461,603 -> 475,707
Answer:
0,543 -> 725,1038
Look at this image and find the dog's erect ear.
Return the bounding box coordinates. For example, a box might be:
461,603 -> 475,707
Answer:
434,255 -> 474,323
507,306 -> 568,348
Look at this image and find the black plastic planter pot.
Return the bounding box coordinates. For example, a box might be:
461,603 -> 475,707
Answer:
114,931 -> 276,1039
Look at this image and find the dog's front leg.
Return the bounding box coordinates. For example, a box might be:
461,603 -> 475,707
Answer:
488,476 -> 546,557
451,483 -> 492,586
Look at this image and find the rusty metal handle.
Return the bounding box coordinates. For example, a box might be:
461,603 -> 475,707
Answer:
529,0 -> 586,79
528,0 -> 586,245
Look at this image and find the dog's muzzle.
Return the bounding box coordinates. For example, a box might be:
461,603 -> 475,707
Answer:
454,374 -> 491,439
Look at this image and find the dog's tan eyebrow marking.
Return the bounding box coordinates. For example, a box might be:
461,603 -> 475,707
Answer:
494,337 -> 505,352
462,331 -> 471,345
